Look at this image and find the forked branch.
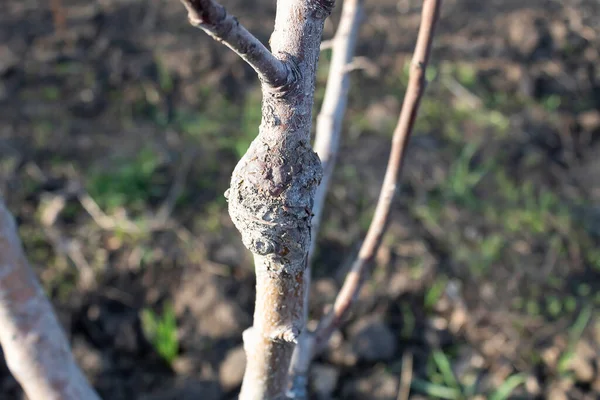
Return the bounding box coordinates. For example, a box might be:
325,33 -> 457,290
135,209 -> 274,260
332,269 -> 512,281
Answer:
314,0 -> 442,347
289,0 -> 443,394
0,199 -> 100,400
180,0 -> 289,86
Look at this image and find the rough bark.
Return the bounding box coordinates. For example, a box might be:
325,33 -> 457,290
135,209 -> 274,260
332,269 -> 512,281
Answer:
0,199 -> 100,400
220,1 -> 334,399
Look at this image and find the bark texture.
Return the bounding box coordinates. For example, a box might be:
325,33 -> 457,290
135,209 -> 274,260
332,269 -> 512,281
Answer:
223,1 -> 334,399
0,200 -> 100,400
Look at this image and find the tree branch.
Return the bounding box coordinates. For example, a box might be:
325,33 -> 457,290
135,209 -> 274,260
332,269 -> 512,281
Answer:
288,0 -> 364,396
287,0 -> 443,395
221,0 -> 334,399
314,0 -> 443,350
180,0 -> 290,86
0,199 -> 100,400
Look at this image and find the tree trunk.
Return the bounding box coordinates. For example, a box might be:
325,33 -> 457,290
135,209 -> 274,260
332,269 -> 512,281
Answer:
225,1 -> 334,398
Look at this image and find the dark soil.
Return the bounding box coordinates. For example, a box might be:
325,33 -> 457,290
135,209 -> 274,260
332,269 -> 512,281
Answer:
1,0 -> 600,399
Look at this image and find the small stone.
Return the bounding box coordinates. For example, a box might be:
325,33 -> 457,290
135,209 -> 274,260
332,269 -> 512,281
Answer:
507,14 -> 542,57
0,45 -> 18,76
310,363 -> 339,399
348,317 -> 396,362
578,110 -> 600,132
525,374 -> 541,395
549,21 -> 568,49
325,329 -> 358,367
172,356 -> 196,375
541,346 -> 560,369
219,346 -> 246,391
568,342 -> 596,384
342,367 -> 399,400
547,384 -> 568,400
72,337 -> 103,376
570,355 -> 594,383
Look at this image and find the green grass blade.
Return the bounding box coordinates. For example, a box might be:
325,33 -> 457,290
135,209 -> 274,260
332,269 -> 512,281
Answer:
489,373 -> 527,400
558,304 -> 593,372
412,378 -> 461,400
432,350 -> 460,390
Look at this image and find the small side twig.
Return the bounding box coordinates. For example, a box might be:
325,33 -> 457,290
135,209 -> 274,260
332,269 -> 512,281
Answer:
342,56 -> 380,76
179,0 -> 289,86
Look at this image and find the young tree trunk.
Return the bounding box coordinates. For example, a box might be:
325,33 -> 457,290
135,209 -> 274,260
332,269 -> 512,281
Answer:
226,2 -> 333,398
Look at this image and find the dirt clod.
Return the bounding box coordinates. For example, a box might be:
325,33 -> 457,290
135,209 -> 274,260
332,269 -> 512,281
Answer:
348,317 -> 397,362
219,346 -> 246,391
310,363 -> 339,399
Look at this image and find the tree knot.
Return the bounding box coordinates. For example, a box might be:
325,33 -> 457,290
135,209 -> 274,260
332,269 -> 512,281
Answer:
265,53 -> 301,97
227,139 -> 322,267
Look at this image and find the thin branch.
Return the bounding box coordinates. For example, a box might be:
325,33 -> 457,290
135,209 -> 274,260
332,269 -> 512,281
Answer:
307,0 -> 364,317
287,2 -> 443,394
226,0 -> 335,398
180,0 -> 289,86
0,198 -> 100,400
310,0 -> 364,264
314,0 -> 443,350
288,0 -> 363,396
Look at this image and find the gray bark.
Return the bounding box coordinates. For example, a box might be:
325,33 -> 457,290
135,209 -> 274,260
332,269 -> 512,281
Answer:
221,1 -> 334,399
0,199 -> 100,400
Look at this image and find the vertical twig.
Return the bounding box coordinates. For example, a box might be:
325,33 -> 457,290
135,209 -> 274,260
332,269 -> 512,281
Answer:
288,1 -> 364,397
310,0 -> 364,257
288,0 -> 443,395
0,199 -> 100,400
305,0 -> 364,314
314,0 -> 442,349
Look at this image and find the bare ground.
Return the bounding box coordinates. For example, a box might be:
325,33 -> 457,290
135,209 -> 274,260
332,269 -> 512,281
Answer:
1,0 -> 600,399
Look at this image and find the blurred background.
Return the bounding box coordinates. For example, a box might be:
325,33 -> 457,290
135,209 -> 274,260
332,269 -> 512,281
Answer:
1,0 -> 600,399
